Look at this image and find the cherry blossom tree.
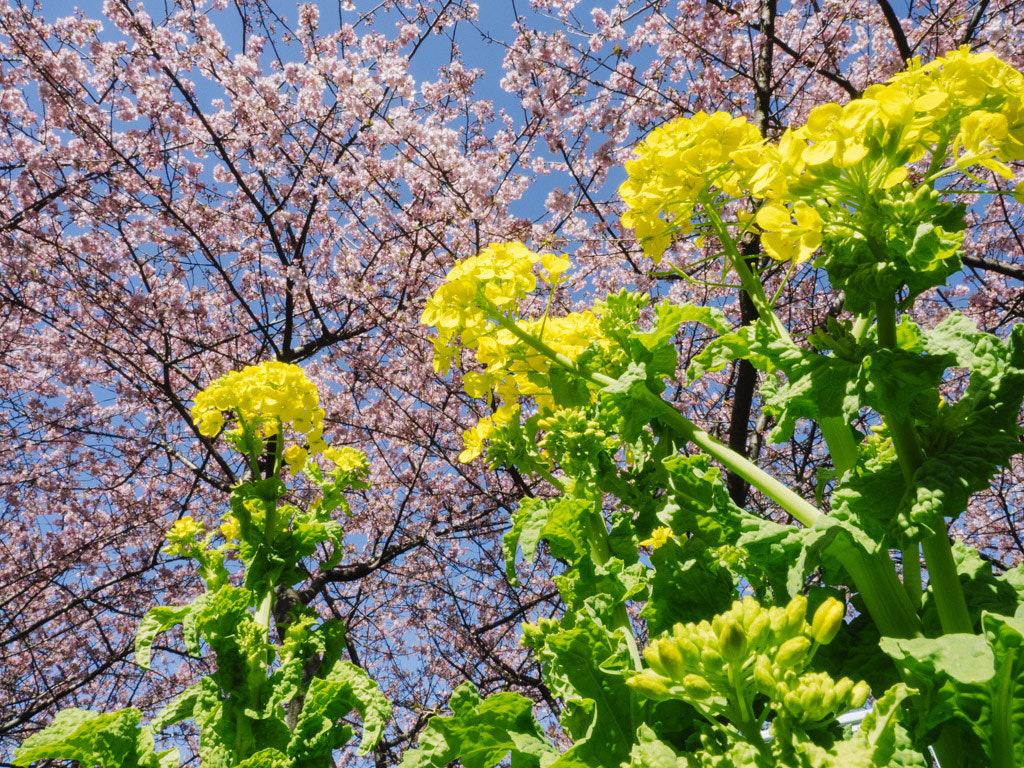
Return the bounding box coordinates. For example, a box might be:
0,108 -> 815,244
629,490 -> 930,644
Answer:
0,0 -> 1021,764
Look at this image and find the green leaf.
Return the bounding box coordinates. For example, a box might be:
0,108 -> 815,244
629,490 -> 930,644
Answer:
150,683 -> 202,733
504,496 -> 591,585
860,347 -> 947,422
398,682 -> 555,768
135,605 -> 191,670
235,749 -> 291,768
687,326 -> 755,381
641,539 -> 734,634
195,585 -> 262,702
601,363 -> 661,442
289,660 -> 391,761
549,367 -> 592,408
526,615 -> 634,768
881,614 -> 1024,768
12,708 -> 150,768
194,676 -> 236,768
627,724 -> 689,768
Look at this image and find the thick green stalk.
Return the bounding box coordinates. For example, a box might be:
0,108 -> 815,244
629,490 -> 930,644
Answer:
875,300 -> 972,634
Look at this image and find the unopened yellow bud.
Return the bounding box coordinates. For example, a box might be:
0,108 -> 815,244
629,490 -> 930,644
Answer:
629,671 -> 672,700
783,595 -> 808,635
776,636 -> 811,668
811,598 -> 845,645
656,639 -> 687,680
850,680 -> 871,709
753,655 -> 775,692
682,674 -> 713,699
701,645 -> 723,672
719,617 -> 748,663
832,677 -> 853,705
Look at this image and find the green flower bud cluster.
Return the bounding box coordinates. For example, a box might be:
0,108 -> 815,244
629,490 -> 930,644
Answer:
629,595 -> 867,727
537,407 -> 618,477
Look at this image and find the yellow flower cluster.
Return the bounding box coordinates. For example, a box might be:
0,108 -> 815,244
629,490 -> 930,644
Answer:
421,243 -> 603,463
421,242 -> 545,373
619,112 -> 765,261
621,48 -> 1024,264
191,361 -> 327,471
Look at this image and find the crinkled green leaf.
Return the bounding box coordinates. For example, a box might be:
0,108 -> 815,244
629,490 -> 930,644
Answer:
150,682 -> 202,733
398,682 -> 555,768
860,347 -> 947,422
601,363 -> 661,442
12,708 -> 151,768
881,614 -> 1024,768
195,585 -> 261,702
641,539 -> 734,634
627,724 -> 690,768
235,748 -> 291,768
289,660 -> 391,760
504,496 -> 592,585
194,676 -> 235,768
135,604 -> 191,670
687,326 -> 757,381
525,615 -> 634,768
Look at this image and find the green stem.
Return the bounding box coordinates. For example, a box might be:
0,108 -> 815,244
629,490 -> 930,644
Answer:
581,499 -> 642,670
991,646 -> 1017,768
729,663 -> 770,756
703,204 -> 790,342
902,544 -> 923,611
819,416 -> 859,477
875,299 -> 972,634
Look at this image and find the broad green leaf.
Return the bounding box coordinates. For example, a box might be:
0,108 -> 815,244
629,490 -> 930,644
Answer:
135,604 -> 191,670
194,676 -> 236,768
642,539 -> 734,634
687,326 -> 756,381
600,363 -> 662,442
504,496 -> 592,585
860,347 -> 947,422
235,749 -> 291,768
289,660 -> 391,761
12,708 -> 150,768
398,682 -> 555,768
627,724 -> 688,768
527,615 -> 634,768
150,683 -> 202,733
195,585 -> 261,702
881,614 -> 1024,768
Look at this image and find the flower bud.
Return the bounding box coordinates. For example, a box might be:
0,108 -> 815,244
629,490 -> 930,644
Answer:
783,690 -> 803,716
682,674 -> 713,699
700,645 -> 723,672
753,654 -> 775,692
831,677 -> 853,705
801,686 -> 823,718
850,680 -> 870,709
783,595 -> 807,635
656,639 -> 687,681
811,597 -> 845,645
629,671 -> 672,700
676,637 -> 701,666
776,636 -> 811,668
719,617 -> 748,664
747,613 -> 769,647
642,644 -> 671,678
